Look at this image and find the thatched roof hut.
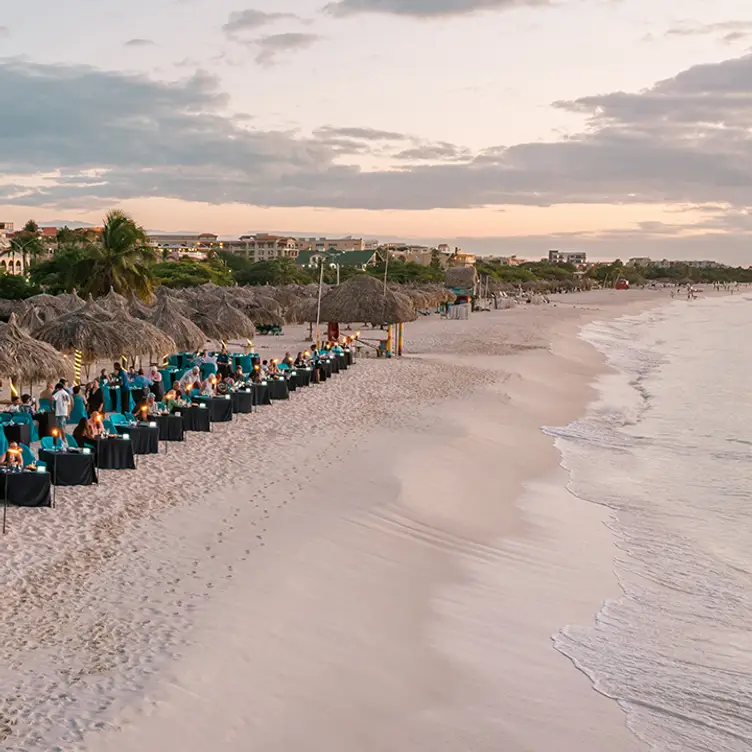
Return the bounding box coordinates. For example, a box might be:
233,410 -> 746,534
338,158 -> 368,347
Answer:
56,289 -> 85,311
35,299 -> 132,362
129,295 -> 154,320
149,296 -> 208,351
99,286 -> 129,313
109,310 -> 177,357
315,274 -> 416,324
16,303 -> 44,334
193,298 -> 256,341
288,297 -> 317,324
445,266 -> 477,292
0,314 -> 72,383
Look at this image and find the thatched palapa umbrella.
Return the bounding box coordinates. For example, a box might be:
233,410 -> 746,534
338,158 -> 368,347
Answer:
149,295 -> 208,351
16,303 -> 44,334
36,298 -> 132,363
317,274 -> 416,325
0,314 -> 71,385
193,298 -> 255,342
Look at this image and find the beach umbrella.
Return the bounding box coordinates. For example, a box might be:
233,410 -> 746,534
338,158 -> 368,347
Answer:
193,297 -> 255,341
0,314 -> 72,383
35,298 -> 132,362
0,299 -> 23,319
16,303 -> 44,334
316,274 -> 416,325
149,295 -> 208,351
56,289 -> 85,311
109,310 -> 177,359
129,295 -> 154,320
98,286 -> 129,314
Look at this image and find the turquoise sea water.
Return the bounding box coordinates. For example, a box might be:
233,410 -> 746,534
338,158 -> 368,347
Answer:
547,294 -> 752,751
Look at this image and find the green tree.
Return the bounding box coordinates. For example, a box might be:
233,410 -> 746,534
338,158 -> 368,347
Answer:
153,259 -> 234,288
82,210 -> 156,299
29,245 -> 92,294
0,271 -> 39,300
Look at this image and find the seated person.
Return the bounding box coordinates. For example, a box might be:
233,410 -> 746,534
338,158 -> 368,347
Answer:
87,412 -> 105,439
282,352 -> 294,367
251,365 -> 263,383
72,417 -> 89,447
233,364 -> 246,383
201,378 -> 216,397
5,442 -> 23,468
268,360 -> 280,377
294,352 -> 306,368
260,360 -> 269,374
19,394 -> 34,414
6,395 -> 21,412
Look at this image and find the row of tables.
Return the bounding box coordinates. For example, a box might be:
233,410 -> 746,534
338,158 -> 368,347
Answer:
1,355 -> 352,512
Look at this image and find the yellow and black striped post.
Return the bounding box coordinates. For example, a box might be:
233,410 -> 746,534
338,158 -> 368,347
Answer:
74,349 -> 83,386
8,378 -> 18,398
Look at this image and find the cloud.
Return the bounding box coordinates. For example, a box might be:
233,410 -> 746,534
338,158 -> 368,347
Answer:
253,33 -> 321,65
393,143 -> 472,161
0,26 -> 9,38
313,125 -> 409,141
124,38 -> 155,47
223,9 -> 298,35
5,53 -> 752,226
325,0 -> 549,18
666,20 -> 752,43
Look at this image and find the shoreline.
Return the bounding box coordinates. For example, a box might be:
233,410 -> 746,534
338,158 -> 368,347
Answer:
0,290 -> 691,750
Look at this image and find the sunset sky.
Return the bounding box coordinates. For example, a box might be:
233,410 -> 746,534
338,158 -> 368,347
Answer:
2,0 -> 752,261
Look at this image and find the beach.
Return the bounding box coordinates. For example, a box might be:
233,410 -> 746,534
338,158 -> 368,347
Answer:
0,289 -> 674,751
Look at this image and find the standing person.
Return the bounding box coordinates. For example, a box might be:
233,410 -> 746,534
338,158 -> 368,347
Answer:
149,366 -> 164,401
69,385 -> 87,425
216,346 -> 231,379
86,380 -> 104,415
39,382 -> 54,408
52,383 -> 71,437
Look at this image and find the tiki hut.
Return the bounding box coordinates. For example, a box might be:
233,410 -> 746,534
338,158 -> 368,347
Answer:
445,266 -> 477,294
16,303 -> 44,334
109,310 -> 177,359
21,293 -> 65,323
56,289 -> 85,311
98,286 -> 129,314
316,274 -> 416,325
129,295 -> 154,320
0,299 -> 23,320
35,299 -> 132,363
0,314 -> 72,384
149,295 -> 208,351
193,298 -> 255,341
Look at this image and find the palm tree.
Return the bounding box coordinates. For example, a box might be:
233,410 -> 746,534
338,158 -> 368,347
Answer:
83,210 -> 156,300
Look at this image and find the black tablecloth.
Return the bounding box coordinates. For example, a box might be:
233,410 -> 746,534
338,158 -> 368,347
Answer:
154,414 -> 185,441
231,390 -> 253,414
253,383 -> 272,406
286,373 -> 297,392
4,422 -> 31,445
39,449 -> 98,486
175,406 -> 211,432
336,353 -> 347,370
86,437 -> 136,470
315,363 -> 327,382
115,424 -> 159,454
329,357 -> 340,374
205,396 -> 233,422
268,378 -> 290,401
35,411 -> 54,438
1,470 -> 52,507
345,349 -> 353,366
294,368 -> 312,387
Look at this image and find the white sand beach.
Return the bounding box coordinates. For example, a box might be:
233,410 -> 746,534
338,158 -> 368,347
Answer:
0,289 -> 683,751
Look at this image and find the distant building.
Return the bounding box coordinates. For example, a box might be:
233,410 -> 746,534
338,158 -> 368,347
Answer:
627,257 -> 652,267
549,250 -> 587,266
627,257 -> 729,270
298,237 -> 368,253
148,232 -> 219,249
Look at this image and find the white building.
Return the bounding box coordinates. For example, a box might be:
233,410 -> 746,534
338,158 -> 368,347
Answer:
0,222 -> 23,276
549,250 -> 587,266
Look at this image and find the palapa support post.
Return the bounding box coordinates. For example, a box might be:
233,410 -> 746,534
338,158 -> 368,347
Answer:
386,325 -> 393,357
397,323 -> 404,357
2,470 -> 8,535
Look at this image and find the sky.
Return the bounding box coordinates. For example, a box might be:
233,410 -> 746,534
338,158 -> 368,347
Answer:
2,0 -> 752,261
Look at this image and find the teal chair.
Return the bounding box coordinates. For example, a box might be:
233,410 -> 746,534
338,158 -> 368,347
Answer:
0,413 -> 11,423
65,434 -> 79,448
0,430 -> 7,457
109,413 -> 129,427
103,419 -> 115,434
38,398 -> 52,412
20,443 -> 35,466
41,436 -> 62,451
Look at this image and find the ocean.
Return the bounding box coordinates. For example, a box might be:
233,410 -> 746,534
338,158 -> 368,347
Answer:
547,293 -> 752,751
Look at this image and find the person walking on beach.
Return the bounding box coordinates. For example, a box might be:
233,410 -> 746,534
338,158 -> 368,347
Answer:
52,382 -> 71,436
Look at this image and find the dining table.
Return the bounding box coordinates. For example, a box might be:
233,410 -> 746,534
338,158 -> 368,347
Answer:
38,448 -> 98,486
